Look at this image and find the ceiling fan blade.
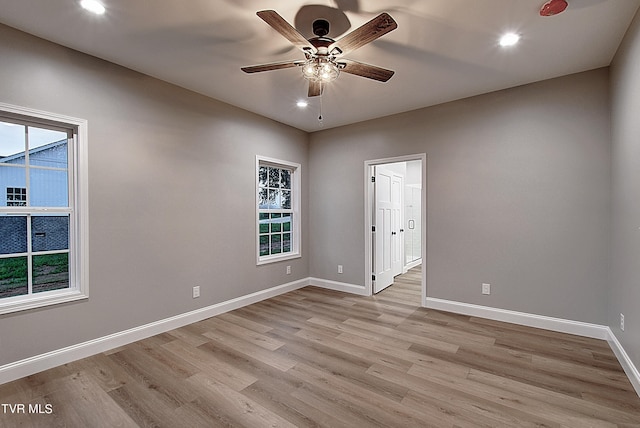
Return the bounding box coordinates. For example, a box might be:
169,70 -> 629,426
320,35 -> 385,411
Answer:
338,59 -> 395,82
329,13 -> 397,56
257,10 -> 316,53
241,60 -> 302,74
308,80 -> 323,97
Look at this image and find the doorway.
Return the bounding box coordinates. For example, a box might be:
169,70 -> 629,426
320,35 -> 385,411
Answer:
364,154 -> 426,305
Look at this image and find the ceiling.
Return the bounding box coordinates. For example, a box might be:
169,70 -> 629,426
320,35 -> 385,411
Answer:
0,0 -> 638,132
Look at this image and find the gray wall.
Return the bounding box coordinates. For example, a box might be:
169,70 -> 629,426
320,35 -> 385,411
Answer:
309,68 -> 611,325
0,24 -> 309,366
611,10 -> 640,370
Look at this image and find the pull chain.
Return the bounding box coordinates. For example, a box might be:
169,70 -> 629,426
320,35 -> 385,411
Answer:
318,94 -> 324,127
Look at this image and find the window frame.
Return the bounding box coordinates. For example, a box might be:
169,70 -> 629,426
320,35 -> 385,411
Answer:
0,102 -> 89,314
256,155 -> 301,265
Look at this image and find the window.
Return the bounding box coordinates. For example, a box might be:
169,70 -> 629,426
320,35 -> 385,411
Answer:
6,187 -> 26,206
0,103 -> 88,314
256,156 -> 300,264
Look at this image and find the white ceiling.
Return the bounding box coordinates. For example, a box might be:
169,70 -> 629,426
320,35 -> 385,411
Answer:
0,0 -> 638,132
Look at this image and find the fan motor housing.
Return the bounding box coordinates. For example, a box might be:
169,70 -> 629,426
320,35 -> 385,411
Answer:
312,19 -> 330,37
309,37 -> 334,50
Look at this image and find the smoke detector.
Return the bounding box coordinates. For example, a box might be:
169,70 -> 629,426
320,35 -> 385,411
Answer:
540,0 -> 568,16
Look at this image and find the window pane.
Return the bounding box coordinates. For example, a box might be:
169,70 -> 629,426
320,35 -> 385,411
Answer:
32,216 -> 69,252
270,213 -> 281,233
259,235 -> 269,256
283,233 -> 291,252
33,253 -> 69,294
1,165 -> 27,206
0,121 -> 26,164
259,213 -> 269,233
0,215 -> 27,255
258,188 -> 269,209
281,190 -> 291,209
280,169 -> 291,189
282,215 -> 291,232
29,168 -> 68,207
0,256 -> 28,298
29,136 -> 68,168
271,234 -> 281,254
268,189 -> 280,209
258,166 -> 268,188
268,167 -> 280,188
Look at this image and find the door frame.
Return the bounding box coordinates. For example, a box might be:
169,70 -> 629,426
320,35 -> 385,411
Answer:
364,153 -> 427,306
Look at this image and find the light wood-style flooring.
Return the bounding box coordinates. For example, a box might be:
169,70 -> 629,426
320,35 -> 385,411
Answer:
1,266 -> 639,427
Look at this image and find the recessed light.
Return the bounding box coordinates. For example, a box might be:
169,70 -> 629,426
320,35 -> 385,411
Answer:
296,100 -> 309,108
499,32 -> 520,47
80,0 -> 106,15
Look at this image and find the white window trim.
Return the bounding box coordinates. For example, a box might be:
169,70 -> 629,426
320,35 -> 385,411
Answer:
0,102 -> 89,314
256,155 -> 301,265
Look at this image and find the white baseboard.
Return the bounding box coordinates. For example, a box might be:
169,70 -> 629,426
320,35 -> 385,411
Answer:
308,277 -> 369,296
0,277 -> 309,385
606,330 -> 640,397
425,297 -> 609,339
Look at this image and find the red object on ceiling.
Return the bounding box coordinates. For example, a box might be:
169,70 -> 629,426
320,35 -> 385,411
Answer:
540,0 -> 568,16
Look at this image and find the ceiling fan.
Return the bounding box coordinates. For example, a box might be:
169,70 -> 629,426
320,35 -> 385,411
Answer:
241,10 -> 397,97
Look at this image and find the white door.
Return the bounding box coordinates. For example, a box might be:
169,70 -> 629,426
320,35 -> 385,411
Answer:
374,166 -> 403,293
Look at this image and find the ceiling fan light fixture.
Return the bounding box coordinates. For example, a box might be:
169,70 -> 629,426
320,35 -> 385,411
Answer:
301,58 -> 340,83
302,61 -> 317,79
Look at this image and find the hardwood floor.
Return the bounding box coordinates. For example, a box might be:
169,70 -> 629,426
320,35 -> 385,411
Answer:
1,266 -> 639,427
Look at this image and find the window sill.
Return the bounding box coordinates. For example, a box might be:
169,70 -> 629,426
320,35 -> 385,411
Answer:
0,289 -> 88,315
257,252 -> 301,266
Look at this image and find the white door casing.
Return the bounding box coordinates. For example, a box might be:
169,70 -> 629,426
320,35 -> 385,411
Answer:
391,173 -> 404,277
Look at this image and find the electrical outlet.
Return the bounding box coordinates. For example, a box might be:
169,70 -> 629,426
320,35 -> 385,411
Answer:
621,313 -> 625,331
338,265 -> 343,274
192,286 -> 200,299
482,283 -> 491,295
286,265 -> 291,275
